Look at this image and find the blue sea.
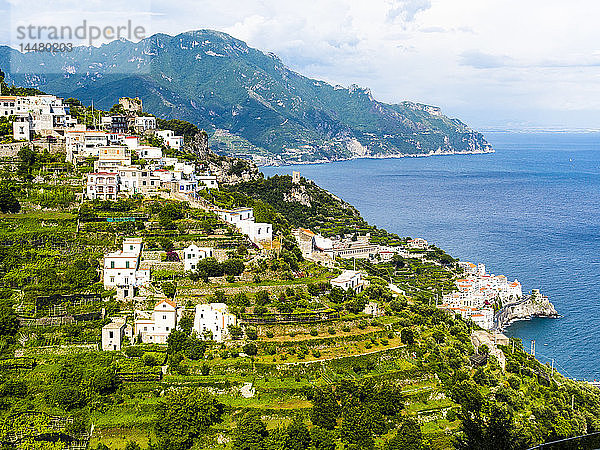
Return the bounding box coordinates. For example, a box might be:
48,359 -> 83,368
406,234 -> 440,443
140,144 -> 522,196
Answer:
261,132 -> 600,380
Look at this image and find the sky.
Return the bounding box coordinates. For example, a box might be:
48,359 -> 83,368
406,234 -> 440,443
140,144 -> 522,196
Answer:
2,0 -> 600,130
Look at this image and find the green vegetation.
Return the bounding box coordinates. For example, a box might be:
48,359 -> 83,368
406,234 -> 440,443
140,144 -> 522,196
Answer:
0,85 -> 594,450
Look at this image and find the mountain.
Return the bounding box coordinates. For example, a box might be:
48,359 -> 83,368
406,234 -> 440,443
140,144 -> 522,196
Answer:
0,30 -> 493,163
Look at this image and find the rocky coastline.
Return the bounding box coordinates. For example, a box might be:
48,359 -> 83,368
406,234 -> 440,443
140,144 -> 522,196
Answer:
494,290 -> 559,331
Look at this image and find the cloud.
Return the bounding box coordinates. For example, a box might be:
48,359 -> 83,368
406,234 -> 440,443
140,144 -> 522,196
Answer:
459,50 -> 514,69
386,0 -> 432,23
4,0 -> 600,129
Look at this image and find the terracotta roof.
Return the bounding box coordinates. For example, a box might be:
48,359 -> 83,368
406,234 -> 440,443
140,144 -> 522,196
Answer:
156,298 -> 177,309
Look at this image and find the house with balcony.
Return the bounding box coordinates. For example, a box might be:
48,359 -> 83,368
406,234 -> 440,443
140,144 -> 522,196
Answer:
87,172 -> 119,200
103,238 -> 150,298
134,298 -> 180,344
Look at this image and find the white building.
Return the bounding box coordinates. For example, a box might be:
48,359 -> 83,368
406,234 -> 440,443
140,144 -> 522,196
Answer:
135,298 -> 179,344
331,270 -> 364,293
134,116 -> 156,131
193,303 -> 236,342
65,130 -> 110,162
197,174 -> 219,189
183,244 -> 214,272
93,146 -> 132,172
156,129 -> 184,150
123,135 -> 140,149
1,94 -> 73,140
214,207 -> 254,224
214,207 -> 274,246
103,238 -> 150,297
102,318 -> 127,351
238,220 -> 272,244
136,145 -> 162,160
407,238 -> 429,249
363,301 -> 383,317
87,172 -> 119,200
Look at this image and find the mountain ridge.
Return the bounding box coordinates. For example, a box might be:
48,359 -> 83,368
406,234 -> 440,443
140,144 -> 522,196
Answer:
0,29 -> 493,164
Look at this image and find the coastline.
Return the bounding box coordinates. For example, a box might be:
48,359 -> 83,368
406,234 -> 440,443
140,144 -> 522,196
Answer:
259,147 -> 495,167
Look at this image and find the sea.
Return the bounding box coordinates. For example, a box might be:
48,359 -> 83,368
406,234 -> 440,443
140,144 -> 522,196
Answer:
261,132 -> 600,380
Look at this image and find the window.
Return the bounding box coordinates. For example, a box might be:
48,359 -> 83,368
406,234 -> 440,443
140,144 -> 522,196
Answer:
110,261 -> 115,268
166,327 -> 169,331
125,261 -> 130,268
109,331 -> 114,338
163,315 -> 166,319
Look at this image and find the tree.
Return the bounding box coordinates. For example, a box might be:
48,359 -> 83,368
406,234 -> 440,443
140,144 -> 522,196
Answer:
89,367 -> 120,396
158,203 -> 184,230
178,315 -> 194,335
245,326 -> 258,340
401,328 -> 415,345
196,258 -> 223,278
154,388 -> 224,450
310,426 -> 336,450
0,184 -> 20,214
17,146 -> 35,181
232,411 -> 269,450
124,442 -> 141,450
162,282 -> 176,298
311,388 -> 339,430
283,415 -> 311,450
228,325 -> 243,340
456,402 -> 527,450
453,380 -> 485,412
0,306 -> 19,337
222,258 -> 245,276
243,343 -> 257,356
340,401 -> 375,450
385,418 -> 424,450
167,329 -> 188,354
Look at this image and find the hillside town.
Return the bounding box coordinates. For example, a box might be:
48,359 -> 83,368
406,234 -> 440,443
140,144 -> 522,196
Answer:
0,84 -> 569,450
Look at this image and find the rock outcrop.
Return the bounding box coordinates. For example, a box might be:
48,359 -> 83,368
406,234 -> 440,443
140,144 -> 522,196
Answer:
471,330 -> 506,370
496,290 -> 559,331
184,131 -> 211,159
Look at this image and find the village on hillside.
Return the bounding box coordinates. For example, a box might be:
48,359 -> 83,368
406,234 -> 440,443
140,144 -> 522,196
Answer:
0,86 -> 570,450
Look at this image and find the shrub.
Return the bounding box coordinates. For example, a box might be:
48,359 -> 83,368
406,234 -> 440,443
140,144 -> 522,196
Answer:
310,329 -> 318,336
358,320 -> 367,330
266,331 -> 274,338
289,331 -> 296,337
381,338 -> 389,346
312,349 -> 321,358
200,363 -> 210,376
328,327 -> 336,335
142,353 -> 158,367
245,326 -> 258,340
342,325 -> 351,333
243,343 -> 258,356
124,346 -> 144,357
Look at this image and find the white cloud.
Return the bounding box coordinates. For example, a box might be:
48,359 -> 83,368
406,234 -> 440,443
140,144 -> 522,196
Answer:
3,0 -> 600,129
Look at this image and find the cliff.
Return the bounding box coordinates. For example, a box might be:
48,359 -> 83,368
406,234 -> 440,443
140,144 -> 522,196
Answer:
496,290 -> 559,331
